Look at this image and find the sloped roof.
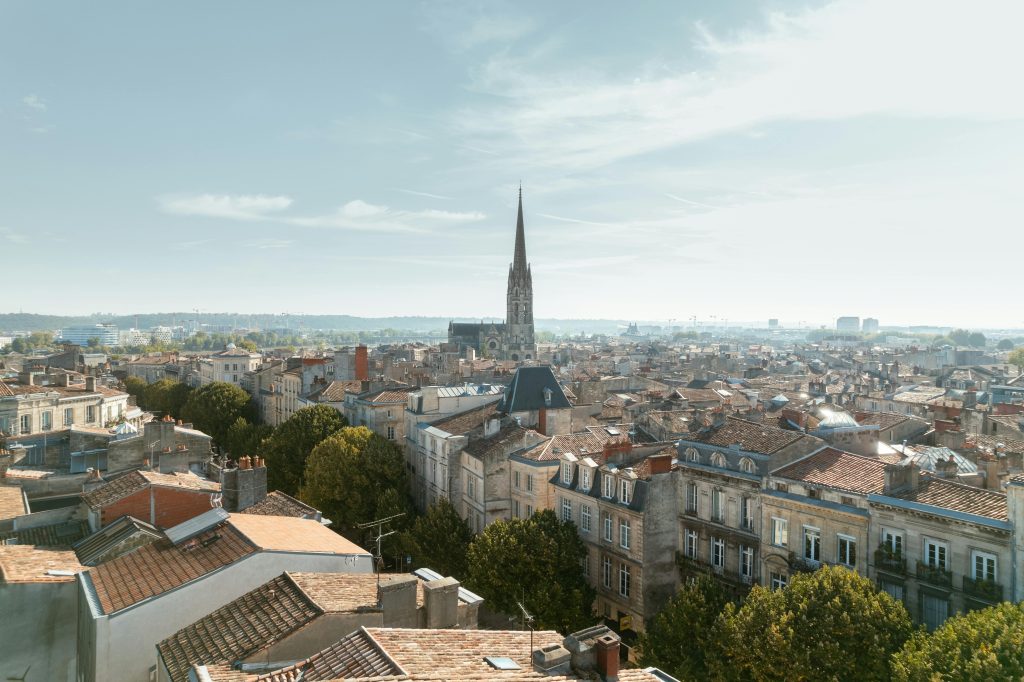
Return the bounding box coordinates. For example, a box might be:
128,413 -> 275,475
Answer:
240,491 -> 319,518
81,470 -> 221,509
0,545 -> 87,584
498,366 -> 571,413
680,416 -> 819,455
892,474 -> 1007,521
0,484 -> 27,520
773,447 -> 888,495
73,515 -> 163,565
429,401 -> 501,436
0,519 -> 91,548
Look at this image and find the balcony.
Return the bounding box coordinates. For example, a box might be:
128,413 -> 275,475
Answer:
873,545 -> 907,574
682,507 -> 699,517
962,576 -> 1003,603
677,553 -> 758,590
916,560 -> 952,588
788,552 -> 820,574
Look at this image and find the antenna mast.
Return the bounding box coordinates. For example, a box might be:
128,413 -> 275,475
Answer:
357,512 -> 406,591
516,599 -> 534,658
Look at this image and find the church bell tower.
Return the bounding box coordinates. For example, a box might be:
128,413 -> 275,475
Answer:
505,186 -> 536,361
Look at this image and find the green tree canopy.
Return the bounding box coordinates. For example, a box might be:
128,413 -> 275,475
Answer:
124,376 -> 147,403
949,329 -> 971,346
1009,348 -> 1024,373
891,602 -> 1024,681
466,510 -> 595,633
401,498 -> 473,579
300,426 -> 412,545
261,405 -> 347,494
968,332 -> 987,348
180,381 -> 257,448
224,417 -> 273,459
712,565 -> 913,681
144,379 -> 193,419
996,338 -> 1015,351
639,572 -> 736,681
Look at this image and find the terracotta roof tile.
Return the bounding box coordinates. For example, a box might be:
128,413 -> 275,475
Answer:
681,416 -> 818,455
226,515 -> 369,555
429,402 -> 501,435
773,447 -> 888,494
893,474 -> 1008,521
0,519 -> 90,547
82,470 -> 220,509
0,484 -> 27,520
0,545 -> 86,583
241,491 -> 319,518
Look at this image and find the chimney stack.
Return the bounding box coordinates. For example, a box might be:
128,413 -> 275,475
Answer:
595,634 -> 620,682
647,452 -> 673,475
423,577 -> 459,628
378,574 -> 419,628
85,376 -> 97,392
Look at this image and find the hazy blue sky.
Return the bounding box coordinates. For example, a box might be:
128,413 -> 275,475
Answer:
2,1 -> 1022,327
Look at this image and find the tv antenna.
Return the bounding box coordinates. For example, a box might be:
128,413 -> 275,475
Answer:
357,512 -> 406,590
516,599 -> 535,658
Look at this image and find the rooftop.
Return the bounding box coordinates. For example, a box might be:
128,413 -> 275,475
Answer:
226,514 -> 368,555
81,469 -> 221,509
240,490 -> 319,518
680,416 -> 819,455
429,401 -> 501,436
773,447 -> 889,495
498,366 -> 572,413
0,545 -> 86,583
0,484 -> 28,520
891,474 -> 1007,521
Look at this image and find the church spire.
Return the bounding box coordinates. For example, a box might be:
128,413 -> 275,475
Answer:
512,184 -> 527,272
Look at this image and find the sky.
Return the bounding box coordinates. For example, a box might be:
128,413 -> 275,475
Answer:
2,1 -> 1023,328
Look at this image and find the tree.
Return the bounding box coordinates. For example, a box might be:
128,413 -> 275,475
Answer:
466,510 -> 595,633
891,602 -> 1024,681
300,426 -> 412,543
638,572 -> 736,681
124,377 -> 148,404
143,379 -> 192,419
997,338 -> 1015,351
401,498 -> 473,579
712,565 -> 913,681
949,329 -> 972,346
1009,348 -> 1024,373
180,381 -> 257,448
968,332 -> 987,348
224,417 -> 273,459
261,405 -> 346,494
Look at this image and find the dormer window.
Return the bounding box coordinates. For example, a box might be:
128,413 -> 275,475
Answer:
740,457 -> 755,474
561,461 -> 573,485
686,447 -> 699,462
581,467 -> 591,491
710,453 -> 726,468
620,480 -> 632,505
602,474 -> 614,498
543,387 -> 553,406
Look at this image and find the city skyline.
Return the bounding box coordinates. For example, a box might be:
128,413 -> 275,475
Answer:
2,1 -> 1022,326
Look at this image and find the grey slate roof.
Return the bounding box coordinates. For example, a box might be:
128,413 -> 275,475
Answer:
498,366 -> 571,413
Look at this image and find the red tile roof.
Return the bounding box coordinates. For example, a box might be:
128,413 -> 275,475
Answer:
682,416 -> 819,455
773,447 -> 888,494
893,474 -> 1008,521
81,470 -> 220,509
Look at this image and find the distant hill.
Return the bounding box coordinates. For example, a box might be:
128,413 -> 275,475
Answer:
0,312 -> 645,335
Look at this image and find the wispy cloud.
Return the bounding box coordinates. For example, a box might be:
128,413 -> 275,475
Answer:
22,94 -> 46,111
159,194 -> 294,221
0,227 -> 28,244
664,193 -> 721,210
455,0 -> 1024,170
158,194 -> 485,234
394,188 -> 454,201
248,238 -> 293,249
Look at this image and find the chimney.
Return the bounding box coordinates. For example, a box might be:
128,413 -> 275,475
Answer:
378,574 -> 420,628
58,373 -> 72,387
595,634 -> 620,682
711,410 -> 727,428
532,644 -> 572,676
355,345 -> 369,381
85,376 -> 97,392
423,577 -> 459,628
647,452 -> 673,475
963,390 -> 977,409
484,417 -> 501,438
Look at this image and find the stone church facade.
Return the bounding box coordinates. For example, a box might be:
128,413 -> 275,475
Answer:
448,189 -> 537,362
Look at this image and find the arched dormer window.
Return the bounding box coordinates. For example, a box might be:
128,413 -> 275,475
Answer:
710,452 -> 726,468
740,457 -> 755,474
685,447 -> 699,463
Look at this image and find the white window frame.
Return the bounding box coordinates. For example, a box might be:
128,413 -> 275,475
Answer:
883,528 -> 904,555
562,462 -> 573,485
581,504 -> 591,533
685,447 -> 698,462
603,514 -> 613,542
740,496 -> 753,530
619,563 -> 631,598
561,497 -> 572,522
740,545 -> 754,578
837,534 -> 856,567
620,479 -> 632,505
924,538 -> 948,570
740,457 -> 755,474
63,407 -> 73,426
602,475 -> 613,498
581,468 -> 591,491
685,529 -> 698,558
770,572 -> 788,590
513,470 -> 520,489
803,526 -> 821,563
711,536 -> 725,569
971,550 -> 997,582
772,517 -> 788,547
685,482 -> 698,513
619,519 -> 631,550
602,556 -> 612,588
710,452 -> 726,468
526,474 -> 533,492
711,489 -> 725,522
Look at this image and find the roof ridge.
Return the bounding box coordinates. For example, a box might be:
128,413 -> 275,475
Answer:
283,571 -> 328,616
919,472 -> 1007,497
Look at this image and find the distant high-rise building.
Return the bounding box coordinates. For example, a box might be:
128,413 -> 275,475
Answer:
862,318 -> 879,333
836,317 -> 860,333
768,319 -> 779,329
58,323 -> 119,346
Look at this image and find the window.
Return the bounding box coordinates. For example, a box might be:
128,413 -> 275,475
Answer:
387,426 -> 395,440
740,457 -> 755,474
386,409 -> 393,418
602,475 -> 614,498
711,537 -> 725,569
602,556 -> 612,588
619,563 -> 631,598
620,480 -> 632,505
20,414 -> 31,434
467,477 -> 476,501
837,535 -> 857,566
580,468 -> 591,491
619,519 -> 631,550
685,447 -> 698,462
711,489 -> 725,522
710,453 -> 726,468
513,499 -> 520,518
840,496 -> 855,506
921,593 -> 949,631
880,580 -> 904,603
581,504 -> 592,533
431,461 -> 437,483
685,482 -> 698,513
582,551 -> 590,578
514,470 -> 520,489
772,517 -> 788,547
561,497 -> 572,522
883,528 -> 904,555
740,545 -> 754,579
685,529 -> 698,558
770,572 -> 788,590
526,474 -> 533,492
775,482 -> 788,493
64,408 -> 73,426
526,504 -> 533,517
562,462 -> 573,484
803,527 -> 821,563
87,405 -> 96,423
924,538 -> 948,569
41,411 -> 52,431
972,550 -> 997,582
603,514 -> 613,542
740,497 -> 753,530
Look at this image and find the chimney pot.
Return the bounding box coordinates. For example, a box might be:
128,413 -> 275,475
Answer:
595,634 -> 620,682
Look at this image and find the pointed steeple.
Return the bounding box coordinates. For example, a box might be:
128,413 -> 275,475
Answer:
512,184 -> 527,273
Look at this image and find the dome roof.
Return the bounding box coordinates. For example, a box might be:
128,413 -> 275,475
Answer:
817,409 -> 859,429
